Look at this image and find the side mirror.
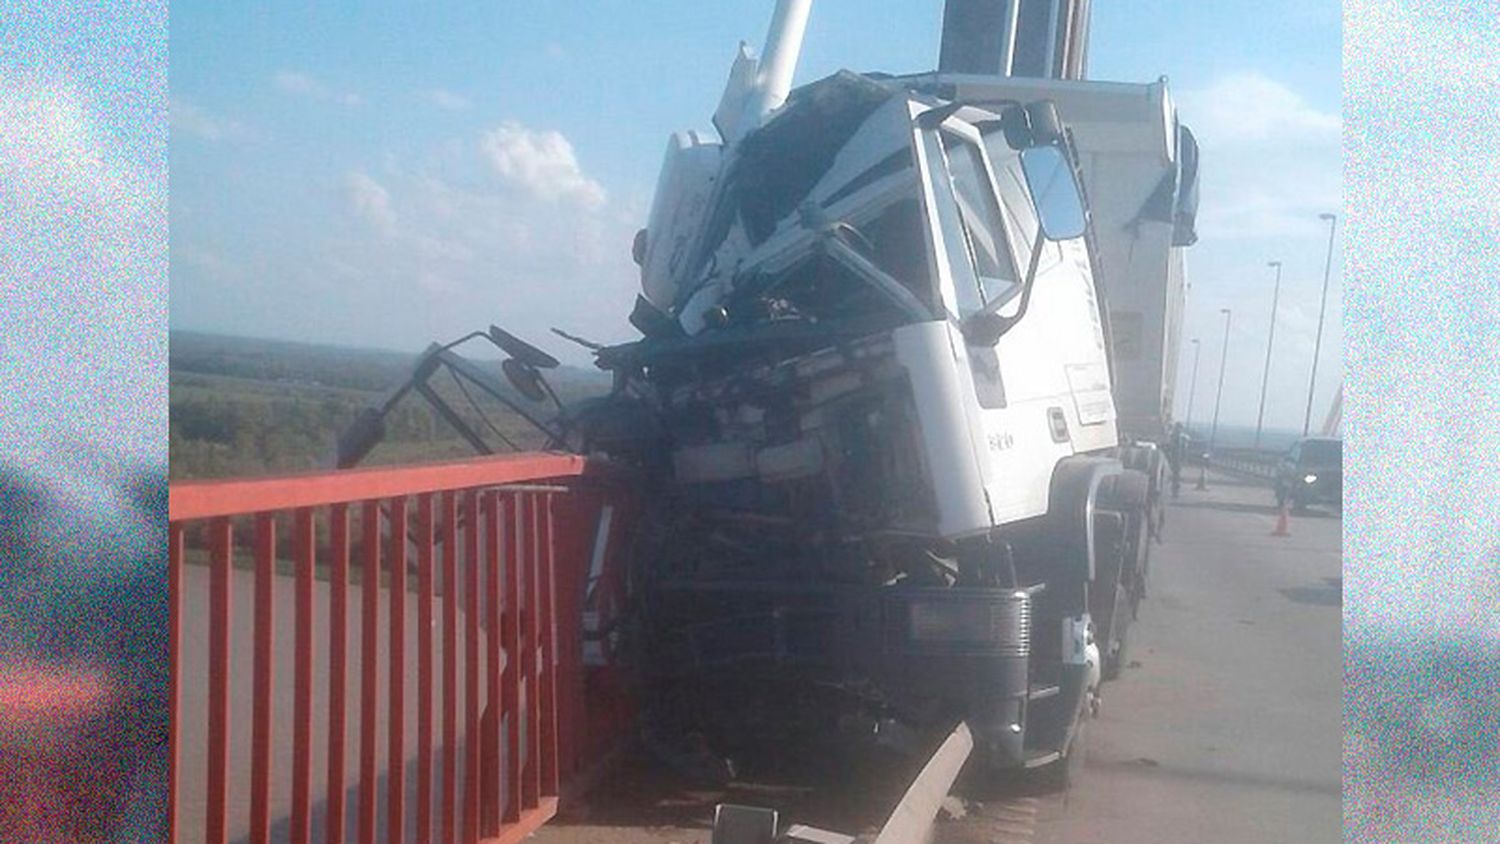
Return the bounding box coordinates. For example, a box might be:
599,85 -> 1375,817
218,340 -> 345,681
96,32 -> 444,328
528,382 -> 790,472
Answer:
502,358 -> 549,403
488,324 -> 559,369
1019,145 -> 1087,241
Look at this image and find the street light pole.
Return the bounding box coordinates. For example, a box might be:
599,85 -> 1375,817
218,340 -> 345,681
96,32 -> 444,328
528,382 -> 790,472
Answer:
1183,338 -> 1202,432
1209,307 -> 1232,455
1303,213 -> 1338,435
1254,260 -> 1283,449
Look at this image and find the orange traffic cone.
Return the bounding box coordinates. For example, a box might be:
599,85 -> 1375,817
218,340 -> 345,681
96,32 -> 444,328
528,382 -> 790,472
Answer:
1271,503 -> 1291,537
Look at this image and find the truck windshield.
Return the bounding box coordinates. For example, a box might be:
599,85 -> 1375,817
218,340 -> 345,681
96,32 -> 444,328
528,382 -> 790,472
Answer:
1299,439 -> 1342,467
941,134 -> 1019,309
980,132 -> 1053,288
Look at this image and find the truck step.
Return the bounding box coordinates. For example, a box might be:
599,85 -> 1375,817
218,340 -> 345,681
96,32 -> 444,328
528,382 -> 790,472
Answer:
1023,749 -> 1062,768
1027,683 -> 1060,700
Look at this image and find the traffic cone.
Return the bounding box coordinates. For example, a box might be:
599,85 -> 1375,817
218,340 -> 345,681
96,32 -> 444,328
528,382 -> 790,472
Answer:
1271,503 -> 1291,537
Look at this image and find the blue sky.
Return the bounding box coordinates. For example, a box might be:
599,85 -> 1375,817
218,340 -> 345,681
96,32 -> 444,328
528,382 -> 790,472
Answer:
170,0 -> 1342,431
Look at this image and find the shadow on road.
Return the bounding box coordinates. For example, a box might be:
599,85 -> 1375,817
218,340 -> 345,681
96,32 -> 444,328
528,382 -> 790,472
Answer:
1280,578 -> 1342,607
1170,498 -> 1342,520
1085,757 -> 1341,798
1175,473 -> 1268,490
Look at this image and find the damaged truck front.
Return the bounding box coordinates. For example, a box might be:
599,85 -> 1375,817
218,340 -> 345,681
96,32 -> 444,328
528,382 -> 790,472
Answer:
576,71 -> 1149,781
334,0 -> 1197,786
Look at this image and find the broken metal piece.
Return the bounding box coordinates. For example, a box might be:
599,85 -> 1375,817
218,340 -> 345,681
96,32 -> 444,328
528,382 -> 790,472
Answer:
871,722 -> 974,844
784,824 -> 858,844
712,803 -> 779,844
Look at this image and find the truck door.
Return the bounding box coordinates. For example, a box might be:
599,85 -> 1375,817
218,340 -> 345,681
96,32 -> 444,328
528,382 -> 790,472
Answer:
911,109 -> 1117,525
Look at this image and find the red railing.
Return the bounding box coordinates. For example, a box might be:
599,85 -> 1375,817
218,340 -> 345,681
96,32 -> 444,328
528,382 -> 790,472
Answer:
168,453 -> 636,844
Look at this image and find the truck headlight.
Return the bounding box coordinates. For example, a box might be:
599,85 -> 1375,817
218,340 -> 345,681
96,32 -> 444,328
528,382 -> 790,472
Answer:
1303,473 -> 1318,484
904,593 -> 1030,656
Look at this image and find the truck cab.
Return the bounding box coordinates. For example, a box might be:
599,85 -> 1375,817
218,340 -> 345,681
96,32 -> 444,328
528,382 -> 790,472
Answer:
585,71 -> 1142,779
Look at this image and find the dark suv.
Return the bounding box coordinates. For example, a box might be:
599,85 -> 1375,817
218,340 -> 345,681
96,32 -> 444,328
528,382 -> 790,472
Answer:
1273,437 -> 1342,512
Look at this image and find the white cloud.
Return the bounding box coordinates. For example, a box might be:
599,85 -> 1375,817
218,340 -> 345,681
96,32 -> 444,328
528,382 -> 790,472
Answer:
170,98 -> 248,141
426,89 -> 471,111
1174,72 -> 1340,241
274,70 -> 362,107
254,135 -> 643,361
1178,72 -> 1339,147
479,121 -> 606,211
342,171 -> 396,234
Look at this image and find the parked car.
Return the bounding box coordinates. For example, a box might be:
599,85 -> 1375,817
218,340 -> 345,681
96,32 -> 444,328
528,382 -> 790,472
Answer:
1273,436 -> 1342,512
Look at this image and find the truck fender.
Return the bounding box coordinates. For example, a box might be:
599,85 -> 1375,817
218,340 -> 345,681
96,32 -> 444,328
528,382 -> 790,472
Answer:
1040,456 -> 1125,585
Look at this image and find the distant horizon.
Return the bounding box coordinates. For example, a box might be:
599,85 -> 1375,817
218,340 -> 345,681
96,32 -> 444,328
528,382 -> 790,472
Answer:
169,324 -> 597,367
170,327 -> 1334,434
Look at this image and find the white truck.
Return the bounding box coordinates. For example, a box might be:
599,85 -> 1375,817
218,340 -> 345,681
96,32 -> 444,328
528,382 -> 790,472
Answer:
556,0 -> 1203,782
337,0 -> 1199,786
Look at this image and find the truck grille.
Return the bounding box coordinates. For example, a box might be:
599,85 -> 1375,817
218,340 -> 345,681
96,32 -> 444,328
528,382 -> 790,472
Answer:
888,589 -> 1031,657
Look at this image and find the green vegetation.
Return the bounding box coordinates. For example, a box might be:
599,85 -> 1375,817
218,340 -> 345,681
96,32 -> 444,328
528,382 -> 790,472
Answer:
169,330 -> 610,480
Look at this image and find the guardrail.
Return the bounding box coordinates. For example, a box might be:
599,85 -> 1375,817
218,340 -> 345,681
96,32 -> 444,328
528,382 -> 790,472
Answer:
168,453 -> 636,844
1208,448 -> 1281,481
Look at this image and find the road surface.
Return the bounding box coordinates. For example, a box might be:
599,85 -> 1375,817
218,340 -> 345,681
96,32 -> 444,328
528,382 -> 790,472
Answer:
531,469 -> 1343,844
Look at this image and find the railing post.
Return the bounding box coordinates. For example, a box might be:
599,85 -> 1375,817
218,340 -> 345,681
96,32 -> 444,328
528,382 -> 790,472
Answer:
205,518 -> 232,844
291,510 -> 315,844
503,494 -> 523,825
358,501 -> 381,844
417,494 -> 436,842
168,524 -> 184,843
327,505 -> 351,844
388,497 -> 408,844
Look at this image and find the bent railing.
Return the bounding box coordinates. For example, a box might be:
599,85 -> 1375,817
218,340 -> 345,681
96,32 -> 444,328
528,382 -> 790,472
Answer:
168,453 -> 636,844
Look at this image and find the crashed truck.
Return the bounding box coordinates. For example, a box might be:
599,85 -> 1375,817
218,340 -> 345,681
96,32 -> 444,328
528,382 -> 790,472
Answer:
338,0 -> 1199,783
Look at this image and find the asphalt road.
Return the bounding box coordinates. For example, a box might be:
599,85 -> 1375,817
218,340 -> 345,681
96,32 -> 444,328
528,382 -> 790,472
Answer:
533,470 -> 1343,844
1015,470 -> 1343,843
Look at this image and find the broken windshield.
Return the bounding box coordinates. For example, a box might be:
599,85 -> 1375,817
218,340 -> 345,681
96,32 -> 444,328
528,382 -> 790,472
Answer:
942,133 -> 1020,311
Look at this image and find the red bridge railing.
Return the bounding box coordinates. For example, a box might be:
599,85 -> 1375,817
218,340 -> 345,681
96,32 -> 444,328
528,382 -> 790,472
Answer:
168,453 -> 637,844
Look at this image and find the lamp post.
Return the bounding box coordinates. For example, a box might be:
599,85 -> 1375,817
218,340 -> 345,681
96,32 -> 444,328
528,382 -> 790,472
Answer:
1303,213 -> 1338,435
1254,260 -> 1283,449
1183,338 -> 1202,432
1200,308 -> 1232,490
1177,337 -> 1201,498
